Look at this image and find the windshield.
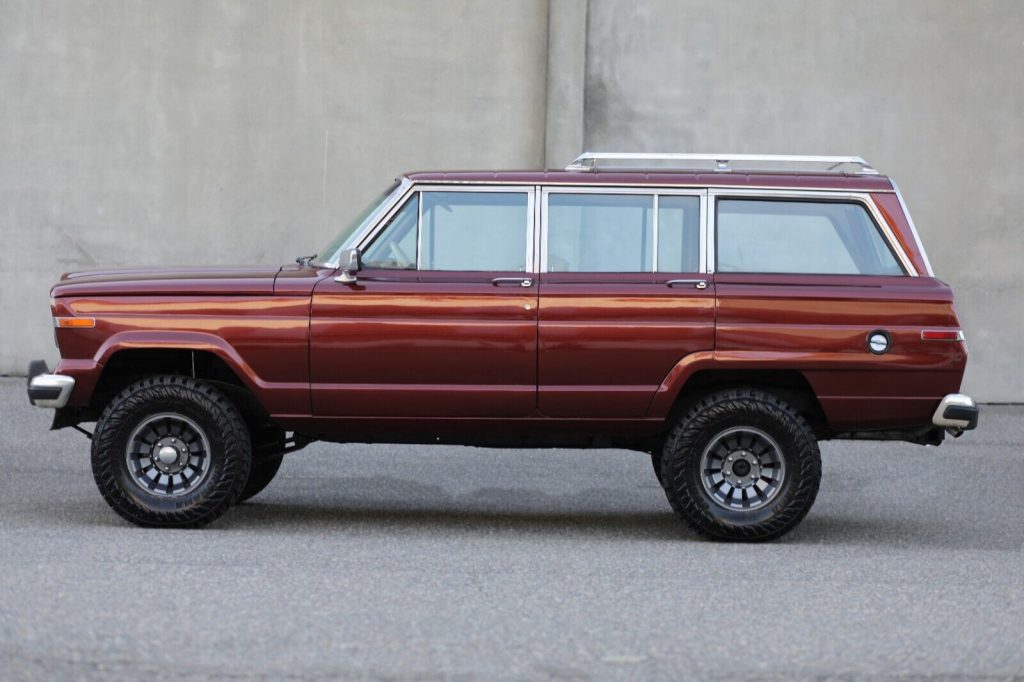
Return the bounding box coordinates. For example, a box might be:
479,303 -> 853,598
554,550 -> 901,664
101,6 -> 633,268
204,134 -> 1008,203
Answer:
314,180 -> 403,266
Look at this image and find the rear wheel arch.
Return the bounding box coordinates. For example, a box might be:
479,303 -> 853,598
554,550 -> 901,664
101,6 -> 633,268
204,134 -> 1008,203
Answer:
668,369 -> 829,438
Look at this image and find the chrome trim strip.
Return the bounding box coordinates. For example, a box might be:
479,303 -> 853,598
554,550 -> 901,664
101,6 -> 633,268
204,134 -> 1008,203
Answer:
28,373 -> 75,408
698,192 -> 709,274
566,152 -> 878,175
706,188 -> 918,277
415,189 -> 424,269
652,194 -> 659,273
525,188 -> 537,275
890,178 -> 935,277
532,185 -> 542,275
322,177 -> 413,268
932,393 -> 977,429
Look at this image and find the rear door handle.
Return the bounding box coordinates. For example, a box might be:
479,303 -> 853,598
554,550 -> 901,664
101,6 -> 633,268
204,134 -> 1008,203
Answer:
666,279 -> 708,289
491,277 -> 533,287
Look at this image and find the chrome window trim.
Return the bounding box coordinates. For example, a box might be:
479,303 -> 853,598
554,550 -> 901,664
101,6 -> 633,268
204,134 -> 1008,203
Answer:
415,191 -> 424,269
706,188 -> 918,277
890,179 -> 935,277
532,186 -> 543,274
356,183 -> 537,274
652,194 -> 659,273
539,186 -> 707,274
321,177 -> 412,268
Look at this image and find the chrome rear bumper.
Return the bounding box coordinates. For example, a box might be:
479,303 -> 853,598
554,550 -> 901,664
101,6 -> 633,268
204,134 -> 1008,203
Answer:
27,360 -> 76,408
932,393 -> 979,433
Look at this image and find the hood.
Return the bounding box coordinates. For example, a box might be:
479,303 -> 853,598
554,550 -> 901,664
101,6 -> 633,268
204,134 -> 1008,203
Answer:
51,266 -> 285,297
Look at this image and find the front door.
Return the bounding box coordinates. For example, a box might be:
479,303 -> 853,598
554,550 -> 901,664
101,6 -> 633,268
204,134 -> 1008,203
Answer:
310,186 -> 538,418
537,188 -> 716,417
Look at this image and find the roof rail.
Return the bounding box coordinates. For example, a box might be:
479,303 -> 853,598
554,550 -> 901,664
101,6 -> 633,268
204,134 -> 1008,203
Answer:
565,152 -> 879,175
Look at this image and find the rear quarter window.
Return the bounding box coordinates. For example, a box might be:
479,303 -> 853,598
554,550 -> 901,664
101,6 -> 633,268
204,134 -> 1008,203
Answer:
716,199 -> 905,276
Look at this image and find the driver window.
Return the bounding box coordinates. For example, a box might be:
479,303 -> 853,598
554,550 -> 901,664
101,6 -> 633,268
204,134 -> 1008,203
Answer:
362,194 -> 419,269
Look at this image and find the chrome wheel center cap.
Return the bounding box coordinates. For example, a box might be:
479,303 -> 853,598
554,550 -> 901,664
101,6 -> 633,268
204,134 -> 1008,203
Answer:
151,436 -> 189,473
156,445 -> 179,465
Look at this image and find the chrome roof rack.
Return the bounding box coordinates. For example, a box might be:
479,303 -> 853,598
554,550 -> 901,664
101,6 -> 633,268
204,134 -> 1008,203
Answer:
565,152 -> 879,175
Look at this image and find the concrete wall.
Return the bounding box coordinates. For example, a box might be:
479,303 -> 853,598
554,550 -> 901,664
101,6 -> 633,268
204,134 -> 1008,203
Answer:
0,0 -> 547,373
583,0 -> 1024,402
2,0 -> 1022,401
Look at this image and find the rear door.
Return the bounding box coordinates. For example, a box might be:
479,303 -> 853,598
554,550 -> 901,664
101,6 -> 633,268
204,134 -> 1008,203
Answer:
537,187 -> 715,417
310,186 -> 538,418
709,190 -> 947,429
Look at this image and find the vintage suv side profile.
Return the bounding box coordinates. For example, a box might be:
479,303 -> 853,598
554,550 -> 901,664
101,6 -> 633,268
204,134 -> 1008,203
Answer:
27,153 -> 978,541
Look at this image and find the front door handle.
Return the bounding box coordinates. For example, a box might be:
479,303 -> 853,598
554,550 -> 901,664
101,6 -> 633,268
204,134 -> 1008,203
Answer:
491,277 -> 534,287
666,279 -> 708,289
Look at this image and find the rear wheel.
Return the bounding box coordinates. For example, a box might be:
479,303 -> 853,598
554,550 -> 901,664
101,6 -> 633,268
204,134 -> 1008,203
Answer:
660,388 -> 821,541
91,375 -> 251,527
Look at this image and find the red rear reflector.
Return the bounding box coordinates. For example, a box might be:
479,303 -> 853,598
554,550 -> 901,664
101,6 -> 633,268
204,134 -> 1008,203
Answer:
921,329 -> 964,341
54,317 -> 96,329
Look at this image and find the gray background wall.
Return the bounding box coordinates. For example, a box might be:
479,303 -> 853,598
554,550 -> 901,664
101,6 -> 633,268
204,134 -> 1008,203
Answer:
2,0 -> 1021,401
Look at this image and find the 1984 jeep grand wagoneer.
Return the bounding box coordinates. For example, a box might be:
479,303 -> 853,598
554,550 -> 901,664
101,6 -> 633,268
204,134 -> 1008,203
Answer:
27,153 -> 978,540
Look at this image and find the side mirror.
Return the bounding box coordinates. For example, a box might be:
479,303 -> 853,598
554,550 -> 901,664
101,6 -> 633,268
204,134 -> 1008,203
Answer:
334,248 -> 362,284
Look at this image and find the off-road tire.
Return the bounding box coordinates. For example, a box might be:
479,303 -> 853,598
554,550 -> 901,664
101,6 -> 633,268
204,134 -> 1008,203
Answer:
660,388 -> 821,541
91,375 -> 252,528
238,454 -> 283,502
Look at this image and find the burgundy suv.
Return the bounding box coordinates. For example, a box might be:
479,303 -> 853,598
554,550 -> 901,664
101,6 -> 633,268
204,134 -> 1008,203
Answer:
27,153 -> 978,540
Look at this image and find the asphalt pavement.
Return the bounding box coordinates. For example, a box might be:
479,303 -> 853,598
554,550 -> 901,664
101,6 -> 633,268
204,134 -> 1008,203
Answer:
1,377 -> 1022,680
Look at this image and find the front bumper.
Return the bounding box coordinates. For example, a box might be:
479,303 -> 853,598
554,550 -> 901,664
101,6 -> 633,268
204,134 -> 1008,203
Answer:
27,360 -> 76,408
932,393 -> 979,433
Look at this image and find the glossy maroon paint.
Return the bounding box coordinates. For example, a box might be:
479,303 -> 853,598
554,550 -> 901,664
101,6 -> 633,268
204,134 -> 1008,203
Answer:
47,169 -> 968,442
309,269 -> 538,419
537,271 -> 714,418
711,274 -> 965,429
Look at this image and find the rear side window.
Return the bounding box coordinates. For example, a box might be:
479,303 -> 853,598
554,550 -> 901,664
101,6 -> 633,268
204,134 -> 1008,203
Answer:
716,199 -> 904,275
657,195 -> 701,273
548,194 -> 653,272
545,193 -> 701,273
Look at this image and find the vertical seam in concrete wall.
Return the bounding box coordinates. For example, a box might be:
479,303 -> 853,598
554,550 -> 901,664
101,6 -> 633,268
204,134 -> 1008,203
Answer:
581,0 -> 589,154
542,0 -> 552,168
543,0 -> 588,169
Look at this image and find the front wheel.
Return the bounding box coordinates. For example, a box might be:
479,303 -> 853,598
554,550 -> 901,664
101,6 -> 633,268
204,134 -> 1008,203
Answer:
238,454 -> 283,502
660,389 -> 821,541
91,376 -> 252,527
